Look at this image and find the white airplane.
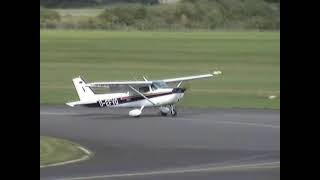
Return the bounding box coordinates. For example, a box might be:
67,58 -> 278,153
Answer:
66,71 -> 222,117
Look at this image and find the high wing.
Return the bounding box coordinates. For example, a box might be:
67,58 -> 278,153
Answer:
86,81 -> 152,88
85,71 -> 222,88
162,71 -> 221,83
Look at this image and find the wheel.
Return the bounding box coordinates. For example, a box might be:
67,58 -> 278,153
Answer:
160,112 -> 168,116
171,109 -> 177,116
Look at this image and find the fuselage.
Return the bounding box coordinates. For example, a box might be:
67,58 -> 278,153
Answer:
81,87 -> 185,108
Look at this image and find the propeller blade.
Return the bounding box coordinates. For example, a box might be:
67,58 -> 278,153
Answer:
181,82 -> 191,90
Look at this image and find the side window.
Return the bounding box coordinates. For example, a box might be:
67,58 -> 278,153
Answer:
151,84 -> 157,91
139,86 -> 149,93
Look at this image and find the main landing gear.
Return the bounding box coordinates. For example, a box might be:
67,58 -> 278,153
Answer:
160,105 -> 177,116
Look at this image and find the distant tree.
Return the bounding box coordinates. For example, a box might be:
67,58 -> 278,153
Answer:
40,7 -> 60,21
263,0 -> 280,2
40,0 -> 158,8
134,6 -> 147,19
41,0 -> 280,30
40,7 -> 61,29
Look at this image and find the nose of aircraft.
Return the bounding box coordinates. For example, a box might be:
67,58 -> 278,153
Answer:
172,87 -> 186,93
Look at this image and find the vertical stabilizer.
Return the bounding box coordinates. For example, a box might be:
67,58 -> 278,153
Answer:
72,77 -> 95,101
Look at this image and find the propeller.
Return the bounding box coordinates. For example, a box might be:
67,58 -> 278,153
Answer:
142,76 -> 148,82
130,73 -> 139,81
179,81 -> 191,91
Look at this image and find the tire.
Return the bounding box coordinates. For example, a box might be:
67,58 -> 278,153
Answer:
171,109 -> 177,116
160,112 -> 168,116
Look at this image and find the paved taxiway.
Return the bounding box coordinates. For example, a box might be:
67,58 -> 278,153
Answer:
40,106 -> 280,180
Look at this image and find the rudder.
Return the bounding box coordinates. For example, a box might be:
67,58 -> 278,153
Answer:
72,77 -> 95,101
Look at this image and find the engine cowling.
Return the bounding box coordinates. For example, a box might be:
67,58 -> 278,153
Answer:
129,109 -> 142,117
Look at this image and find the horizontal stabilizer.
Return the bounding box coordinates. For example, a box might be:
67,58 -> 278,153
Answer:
66,101 -> 87,107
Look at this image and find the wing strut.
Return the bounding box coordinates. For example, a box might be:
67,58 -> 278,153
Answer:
128,85 -> 156,105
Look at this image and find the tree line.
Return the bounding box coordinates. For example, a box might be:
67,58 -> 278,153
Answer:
40,0 -> 280,30
40,0 -> 158,7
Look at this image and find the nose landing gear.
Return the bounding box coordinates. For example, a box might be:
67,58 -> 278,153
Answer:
170,105 -> 177,116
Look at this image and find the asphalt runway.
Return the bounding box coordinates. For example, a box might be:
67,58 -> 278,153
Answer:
40,106 -> 280,180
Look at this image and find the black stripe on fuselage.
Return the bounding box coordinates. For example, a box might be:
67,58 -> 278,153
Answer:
83,92 -> 174,107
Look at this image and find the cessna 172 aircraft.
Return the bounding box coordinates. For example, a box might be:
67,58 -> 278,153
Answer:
66,71 -> 222,117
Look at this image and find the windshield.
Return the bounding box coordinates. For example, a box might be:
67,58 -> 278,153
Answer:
152,81 -> 168,88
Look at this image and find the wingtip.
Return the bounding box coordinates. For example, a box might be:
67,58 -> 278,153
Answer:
66,102 -> 75,107
212,71 -> 222,75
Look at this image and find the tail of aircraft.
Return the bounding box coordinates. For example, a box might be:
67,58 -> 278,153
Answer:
72,77 -> 95,101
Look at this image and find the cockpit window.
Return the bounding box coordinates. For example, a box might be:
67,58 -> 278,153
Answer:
153,81 -> 168,88
139,86 -> 150,93
151,84 -> 158,91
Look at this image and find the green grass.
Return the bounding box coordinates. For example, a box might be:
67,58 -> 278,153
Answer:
40,136 -> 89,166
40,30 -> 279,109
